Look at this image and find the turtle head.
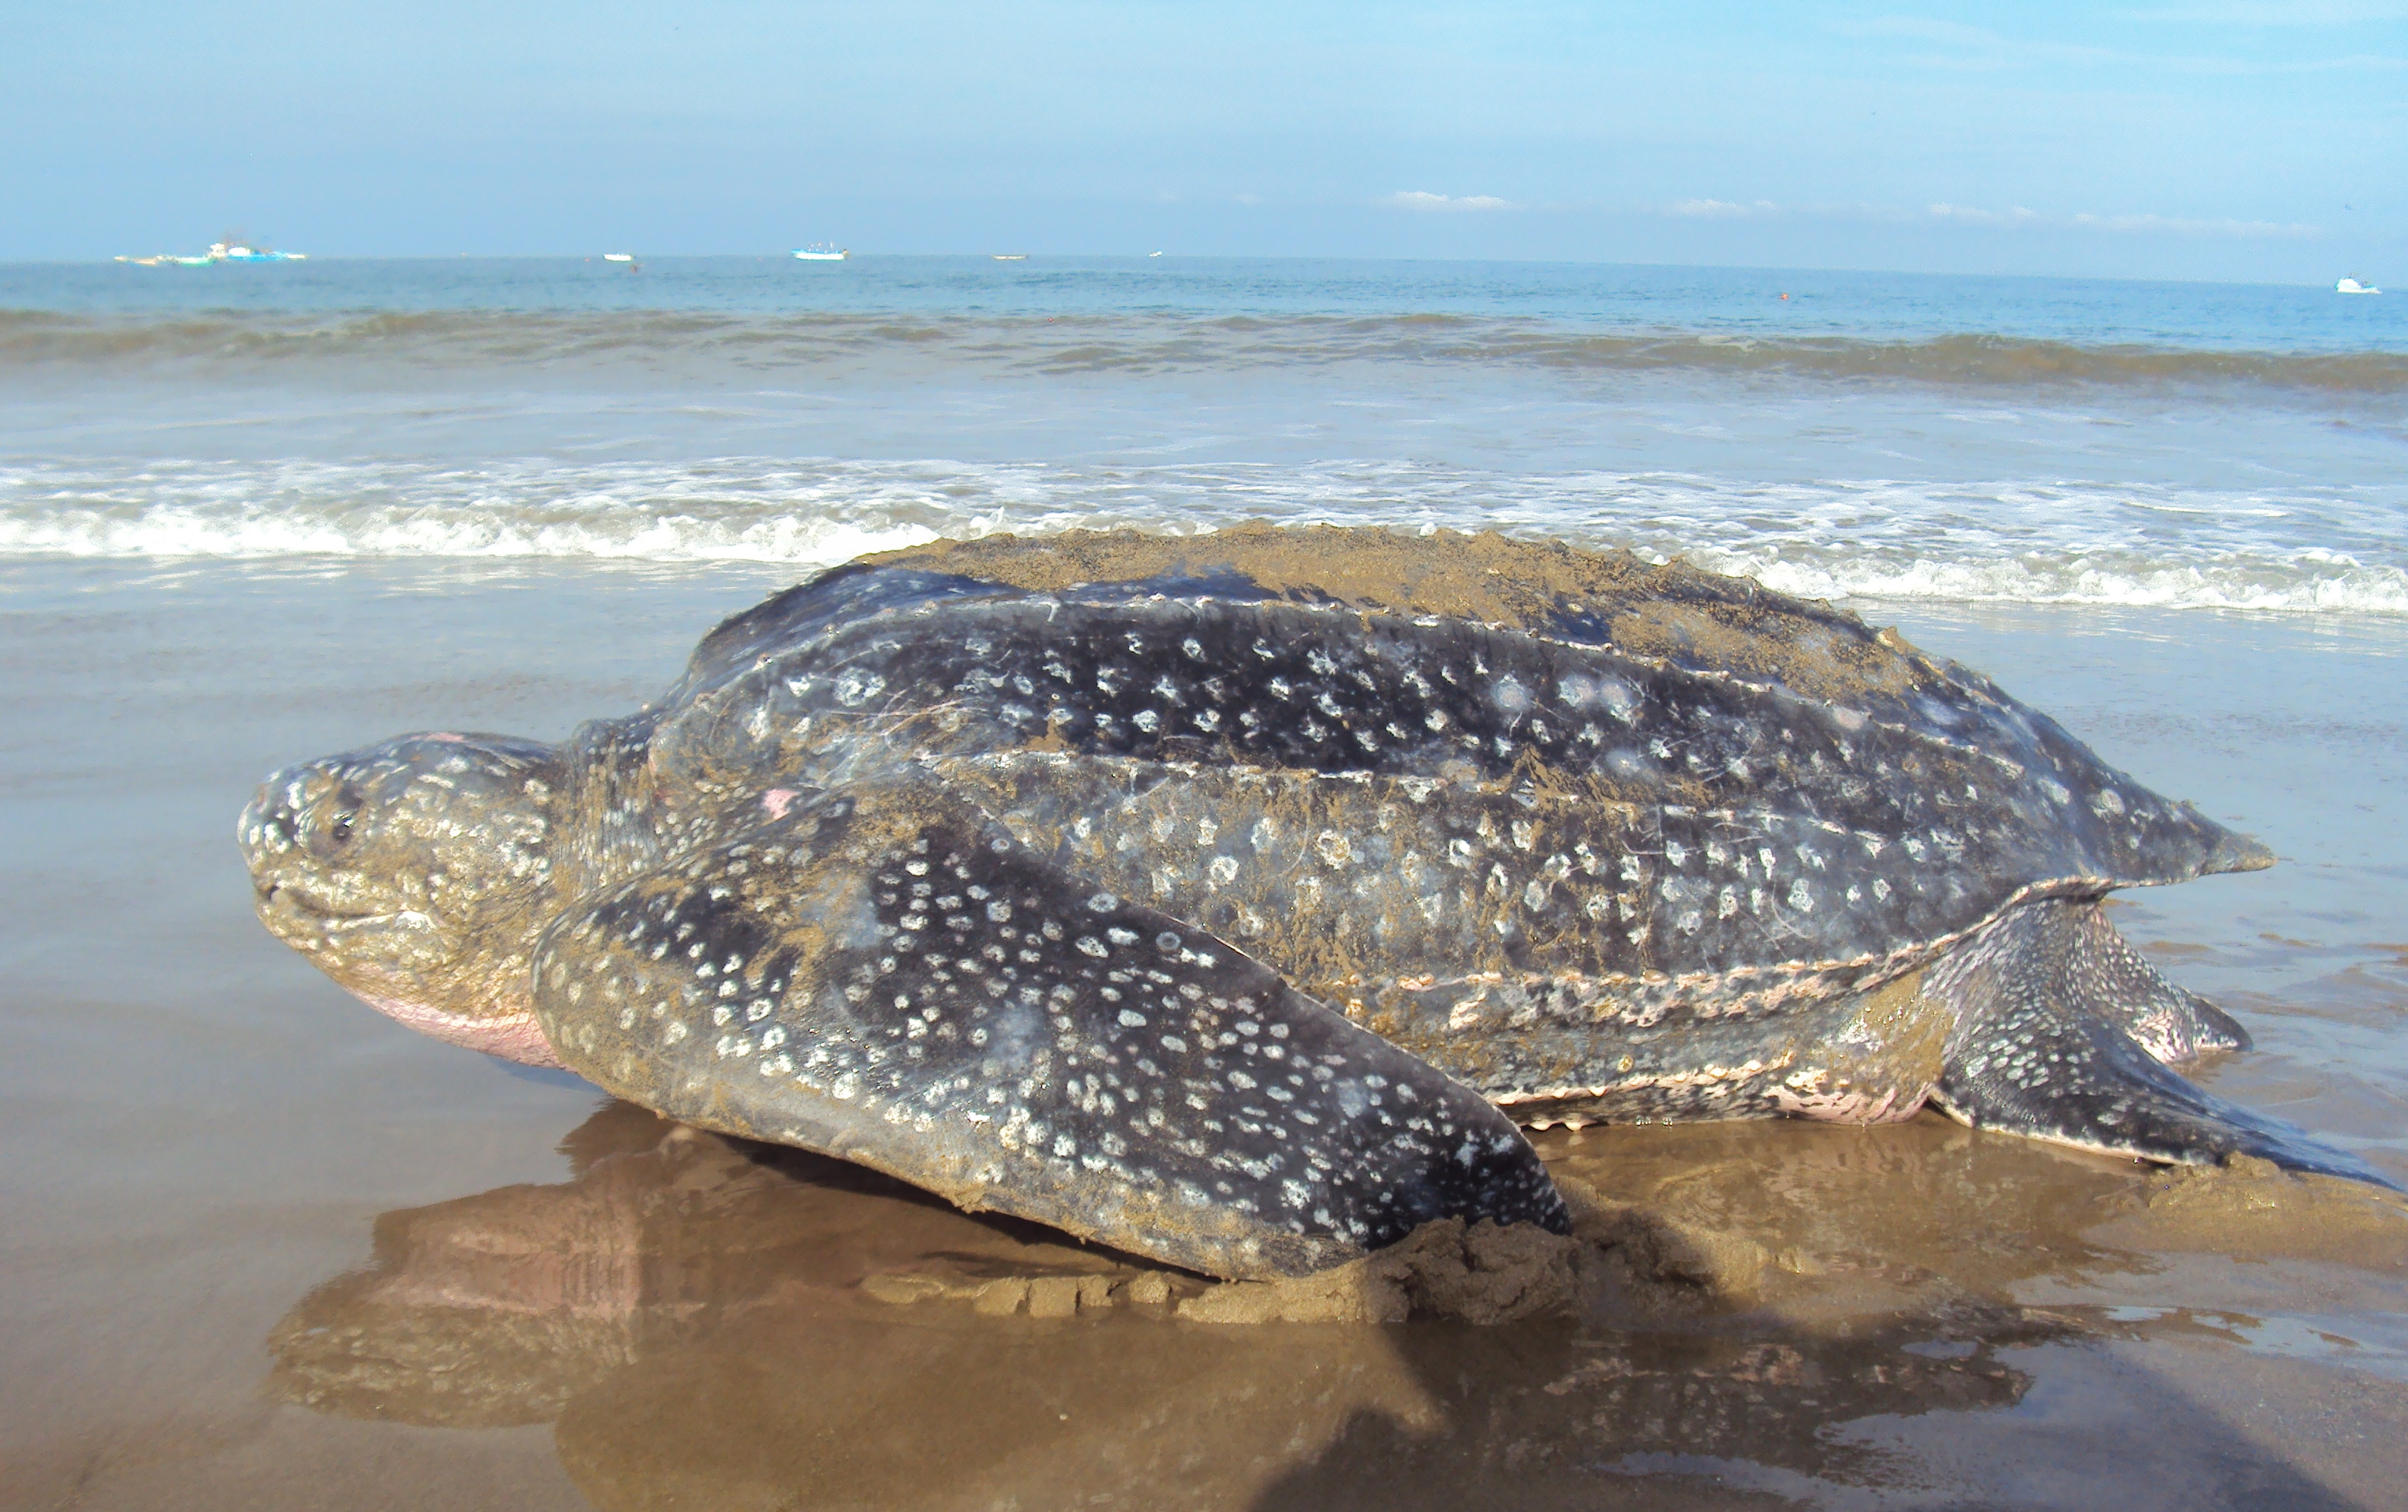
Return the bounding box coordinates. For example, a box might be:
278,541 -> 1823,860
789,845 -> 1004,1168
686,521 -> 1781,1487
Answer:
240,733 -> 569,1066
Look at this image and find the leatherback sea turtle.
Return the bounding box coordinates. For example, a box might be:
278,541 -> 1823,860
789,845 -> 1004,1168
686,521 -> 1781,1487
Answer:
239,528 -> 2389,1280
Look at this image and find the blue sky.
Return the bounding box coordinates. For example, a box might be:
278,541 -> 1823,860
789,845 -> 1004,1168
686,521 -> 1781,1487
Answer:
8,1 -> 2402,279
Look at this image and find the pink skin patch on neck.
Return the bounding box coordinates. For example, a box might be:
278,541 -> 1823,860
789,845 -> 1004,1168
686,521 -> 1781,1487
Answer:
762,787 -> 798,820
353,990 -> 565,1068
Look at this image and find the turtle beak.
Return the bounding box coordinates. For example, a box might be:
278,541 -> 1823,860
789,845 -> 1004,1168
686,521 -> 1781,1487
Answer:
238,767 -> 354,928
238,781 -> 289,866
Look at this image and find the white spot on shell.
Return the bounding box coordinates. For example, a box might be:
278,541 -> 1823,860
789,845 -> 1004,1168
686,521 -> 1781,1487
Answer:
833,669 -> 886,707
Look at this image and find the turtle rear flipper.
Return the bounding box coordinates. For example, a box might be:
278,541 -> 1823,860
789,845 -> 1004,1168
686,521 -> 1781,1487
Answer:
528,788 -> 1569,1281
2028,898 -> 2252,1063
1928,900 -> 2394,1188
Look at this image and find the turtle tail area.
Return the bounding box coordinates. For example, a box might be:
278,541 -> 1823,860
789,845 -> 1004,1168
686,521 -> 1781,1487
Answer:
1925,899 -> 2397,1189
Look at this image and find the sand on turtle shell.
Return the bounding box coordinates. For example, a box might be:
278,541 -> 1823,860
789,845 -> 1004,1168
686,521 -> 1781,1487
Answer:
873,523 -> 1944,706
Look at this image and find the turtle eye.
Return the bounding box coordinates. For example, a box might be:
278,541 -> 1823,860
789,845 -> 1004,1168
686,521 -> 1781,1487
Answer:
305,806 -> 359,860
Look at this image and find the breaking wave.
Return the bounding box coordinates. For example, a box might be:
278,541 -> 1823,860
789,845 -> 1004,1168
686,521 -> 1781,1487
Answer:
6,309 -> 2407,392
4,456 -> 2402,616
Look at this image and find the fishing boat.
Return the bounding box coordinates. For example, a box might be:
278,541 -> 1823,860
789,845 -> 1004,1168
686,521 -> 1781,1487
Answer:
2337,277 -> 2382,295
213,242 -> 304,262
792,244 -> 848,261
116,240 -> 305,266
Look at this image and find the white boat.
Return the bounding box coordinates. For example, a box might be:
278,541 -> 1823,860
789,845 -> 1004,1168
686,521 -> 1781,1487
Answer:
603,252 -> 635,263
792,244 -> 847,261
2337,277 -> 2381,294
214,241 -> 304,262
117,240 -> 304,266
992,254 -> 1027,261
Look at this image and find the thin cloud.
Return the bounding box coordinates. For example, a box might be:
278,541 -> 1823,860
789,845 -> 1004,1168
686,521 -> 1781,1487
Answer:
2072,211 -> 2325,237
1929,203 -> 2323,238
1668,198 -> 1779,218
1837,13 -> 2406,71
2121,1 -> 2408,21
1388,190 -> 1517,212
1835,16 -> 2118,66
1652,198 -> 2324,239
1928,202 -> 2044,225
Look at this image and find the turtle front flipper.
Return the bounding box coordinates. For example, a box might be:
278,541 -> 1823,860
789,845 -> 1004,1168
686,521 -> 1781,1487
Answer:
1927,900 -> 2396,1188
528,789 -> 1569,1280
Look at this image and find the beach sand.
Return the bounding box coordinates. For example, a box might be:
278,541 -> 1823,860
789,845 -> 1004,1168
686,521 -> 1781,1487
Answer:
3,558 -> 2403,1511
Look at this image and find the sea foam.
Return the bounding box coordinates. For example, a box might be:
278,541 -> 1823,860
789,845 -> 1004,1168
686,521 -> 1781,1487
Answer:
4,455 -> 2401,616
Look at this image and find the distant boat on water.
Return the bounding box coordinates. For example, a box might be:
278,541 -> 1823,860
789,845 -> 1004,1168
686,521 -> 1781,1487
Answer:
116,240 -> 304,267
603,252 -> 636,263
215,242 -> 304,263
2337,277 -> 2381,294
992,254 -> 1027,261
792,244 -> 848,261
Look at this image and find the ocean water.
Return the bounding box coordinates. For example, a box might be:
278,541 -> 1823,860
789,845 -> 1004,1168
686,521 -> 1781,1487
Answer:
2,256 -> 2404,612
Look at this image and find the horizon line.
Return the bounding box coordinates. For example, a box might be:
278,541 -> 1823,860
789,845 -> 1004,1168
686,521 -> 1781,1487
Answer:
0,252 -> 2369,292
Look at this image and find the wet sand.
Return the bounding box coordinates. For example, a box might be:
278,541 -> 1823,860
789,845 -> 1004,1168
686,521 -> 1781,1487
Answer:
3,558 -> 2404,1511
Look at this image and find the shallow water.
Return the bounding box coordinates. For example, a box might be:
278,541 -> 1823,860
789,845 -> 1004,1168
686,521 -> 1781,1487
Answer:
2,560 -> 2402,1511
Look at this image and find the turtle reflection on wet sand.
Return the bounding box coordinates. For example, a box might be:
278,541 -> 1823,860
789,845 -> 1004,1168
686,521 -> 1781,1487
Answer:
240,526 -> 2392,1282
267,1103 -> 2408,1512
